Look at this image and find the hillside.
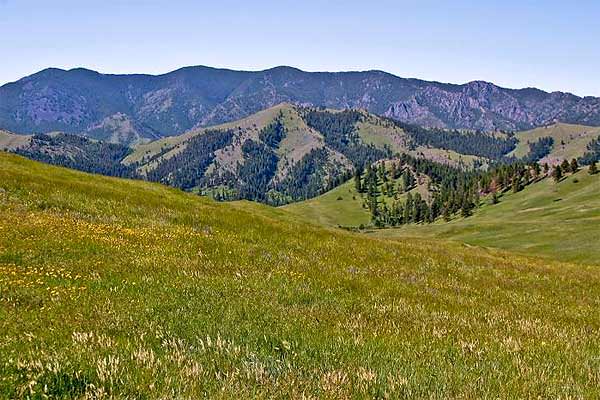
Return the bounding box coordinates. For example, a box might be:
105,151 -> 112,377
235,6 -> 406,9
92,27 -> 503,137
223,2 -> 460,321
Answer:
2,104 -> 502,206
2,153 -> 600,397
511,122 -> 600,164
284,122 -> 600,238
370,167 -> 600,265
281,180 -> 371,227
126,104 -> 374,204
5,106 -> 599,211
282,159 -> 433,227
0,129 -> 31,150
0,129 -> 134,177
123,104 -> 504,205
2,66 -> 600,144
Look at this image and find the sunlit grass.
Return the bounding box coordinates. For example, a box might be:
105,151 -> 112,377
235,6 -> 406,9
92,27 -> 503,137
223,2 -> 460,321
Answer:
1,153 -> 600,398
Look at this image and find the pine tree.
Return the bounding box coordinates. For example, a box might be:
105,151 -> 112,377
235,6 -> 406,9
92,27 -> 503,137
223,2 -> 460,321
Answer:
511,175 -> 522,193
442,204 -> 451,221
561,159 -> 570,174
460,195 -> 474,218
380,163 -> 388,182
404,192 -> 413,223
354,168 -> 362,193
402,170 -> 414,192
552,165 -> 563,182
524,168 -> 531,183
532,162 -> 541,178
491,191 -> 499,205
590,160 -> 598,175
570,158 -> 579,173
413,193 -> 423,222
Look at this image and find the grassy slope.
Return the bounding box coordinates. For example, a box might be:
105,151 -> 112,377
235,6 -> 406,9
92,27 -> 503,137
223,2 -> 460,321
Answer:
282,163 -> 431,228
123,103 -> 296,167
373,167 -> 600,265
355,114 -> 483,168
282,180 -> 371,227
511,122 -> 600,163
412,146 -> 482,168
355,115 -> 408,153
2,153 -> 600,398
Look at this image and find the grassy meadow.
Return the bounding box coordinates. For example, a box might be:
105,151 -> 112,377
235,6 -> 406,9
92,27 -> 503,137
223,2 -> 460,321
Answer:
281,180 -> 371,227
373,167 -> 600,265
2,153 -> 600,398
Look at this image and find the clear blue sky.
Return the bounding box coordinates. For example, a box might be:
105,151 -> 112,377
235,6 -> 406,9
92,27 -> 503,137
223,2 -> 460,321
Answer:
1,0 -> 599,96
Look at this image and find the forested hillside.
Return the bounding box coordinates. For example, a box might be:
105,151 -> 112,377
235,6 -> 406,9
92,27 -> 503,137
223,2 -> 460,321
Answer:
0,131 -> 135,177
3,105 -> 598,211
127,104 -> 527,205
285,148 -> 598,236
372,165 -> 600,265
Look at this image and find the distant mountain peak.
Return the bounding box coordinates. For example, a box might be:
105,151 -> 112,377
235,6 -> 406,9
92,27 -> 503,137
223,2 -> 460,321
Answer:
1,65 -> 599,144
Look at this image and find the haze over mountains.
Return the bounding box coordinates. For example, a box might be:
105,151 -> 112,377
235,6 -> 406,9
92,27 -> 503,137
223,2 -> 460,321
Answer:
2,65 -> 600,145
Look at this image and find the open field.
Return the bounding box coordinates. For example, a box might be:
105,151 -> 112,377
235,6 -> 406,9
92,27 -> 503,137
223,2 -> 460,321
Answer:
372,167 -> 600,265
2,153 -> 600,398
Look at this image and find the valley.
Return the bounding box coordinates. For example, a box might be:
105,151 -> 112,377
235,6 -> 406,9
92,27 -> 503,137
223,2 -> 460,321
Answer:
1,66 -> 600,400
3,2 -> 600,397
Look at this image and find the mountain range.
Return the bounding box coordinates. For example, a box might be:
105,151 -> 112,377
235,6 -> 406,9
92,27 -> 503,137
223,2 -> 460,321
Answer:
2,65 -> 600,145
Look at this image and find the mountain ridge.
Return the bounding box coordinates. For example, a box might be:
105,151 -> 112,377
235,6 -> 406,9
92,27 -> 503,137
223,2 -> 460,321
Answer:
2,65 -> 600,145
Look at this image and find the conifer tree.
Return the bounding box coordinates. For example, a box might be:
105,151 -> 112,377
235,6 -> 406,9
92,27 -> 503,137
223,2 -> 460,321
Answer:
511,175 -> 522,193
590,160 -> 598,175
461,195 -> 474,217
442,204 -> 451,221
570,158 -> 579,173
553,165 -> 563,182
532,162 -> 541,178
524,168 -> 531,183
354,169 -> 362,193
561,159 -> 570,173
404,192 -> 413,223
491,191 -> 499,205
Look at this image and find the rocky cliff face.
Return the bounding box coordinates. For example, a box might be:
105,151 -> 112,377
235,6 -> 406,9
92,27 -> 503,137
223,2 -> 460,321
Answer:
1,66 -> 599,145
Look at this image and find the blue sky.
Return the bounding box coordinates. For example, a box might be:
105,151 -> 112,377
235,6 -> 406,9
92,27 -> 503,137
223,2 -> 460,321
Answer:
1,0 -> 599,96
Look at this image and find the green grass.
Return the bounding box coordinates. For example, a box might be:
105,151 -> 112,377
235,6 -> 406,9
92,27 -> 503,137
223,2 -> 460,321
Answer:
373,167 -> 600,265
282,180 -> 371,227
282,162 -> 431,228
412,146 -> 482,168
355,117 -> 409,154
511,122 -> 600,163
2,152 -> 600,398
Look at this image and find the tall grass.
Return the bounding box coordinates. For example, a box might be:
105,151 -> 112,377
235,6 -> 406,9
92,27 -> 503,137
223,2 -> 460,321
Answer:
1,153 -> 599,398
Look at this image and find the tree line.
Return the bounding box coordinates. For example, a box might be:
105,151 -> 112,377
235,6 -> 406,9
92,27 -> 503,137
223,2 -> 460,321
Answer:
357,154 -> 588,228
388,119 -> 518,160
